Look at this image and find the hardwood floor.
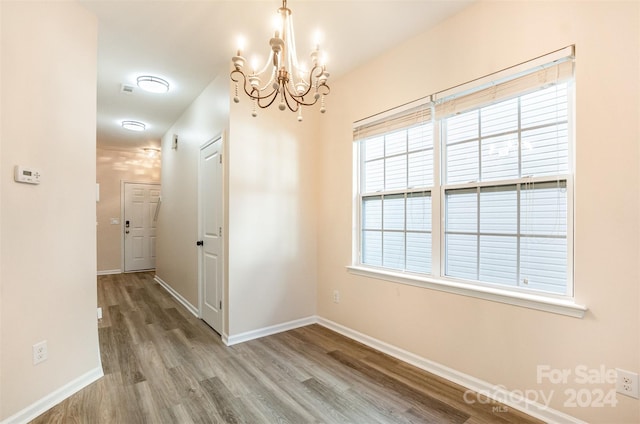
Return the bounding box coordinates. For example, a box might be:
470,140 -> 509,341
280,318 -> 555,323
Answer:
31,272 -> 543,424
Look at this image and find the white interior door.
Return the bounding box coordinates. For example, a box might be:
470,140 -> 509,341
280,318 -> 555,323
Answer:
124,183 -> 160,272
199,138 -> 223,333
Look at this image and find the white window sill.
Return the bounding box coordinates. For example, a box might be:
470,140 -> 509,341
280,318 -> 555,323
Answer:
346,265 -> 587,319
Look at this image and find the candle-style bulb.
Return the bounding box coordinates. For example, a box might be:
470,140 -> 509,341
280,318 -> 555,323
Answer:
236,36 -> 245,56
313,30 -> 323,49
251,57 -> 259,74
320,52 -> 328,67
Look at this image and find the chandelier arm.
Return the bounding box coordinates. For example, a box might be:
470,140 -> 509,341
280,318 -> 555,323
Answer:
317,83 -> 331,96
286,64 -> 326,100
231,68 -> 329,106
283,83 -> 324,108
230,68 -> 243,84
231,69 -> 280,102
284,86 -> 313,106
256,67 -> 278,92
281,87 -> 300,112
287,83 -> 330,105
256,87 -> 280,109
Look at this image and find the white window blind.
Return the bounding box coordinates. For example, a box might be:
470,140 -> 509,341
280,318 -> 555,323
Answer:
355,49 -> 574,298
354,103 -> 432,142
435,57 -> 573,119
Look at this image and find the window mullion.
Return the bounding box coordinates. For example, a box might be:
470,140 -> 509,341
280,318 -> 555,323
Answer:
476,187 -> 480,281
516,97 -> 522,288
516,183 -> 521,288
476,110 -> 481,281
404,193 -> 408,271
404,131 -> 408,271
357,142 -> 364,265
517,97 -> 522,179
381,135 -> 386,266
477,111 -> 482,183
432,116 -> 442,278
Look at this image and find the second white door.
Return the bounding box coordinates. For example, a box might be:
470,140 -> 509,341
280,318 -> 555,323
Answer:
124,182 -> 160,272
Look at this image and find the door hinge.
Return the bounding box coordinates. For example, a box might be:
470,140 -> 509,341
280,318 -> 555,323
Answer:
219,300 -> 222,310
219,227 -> 222,237
219,155 -> 222,164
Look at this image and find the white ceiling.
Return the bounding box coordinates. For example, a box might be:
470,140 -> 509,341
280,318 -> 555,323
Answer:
80,0 -> 473,152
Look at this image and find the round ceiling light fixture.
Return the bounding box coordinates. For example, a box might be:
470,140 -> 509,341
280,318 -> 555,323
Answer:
121,120 -> 146,131
137,75 -> 170,93
143,147 -> 160,157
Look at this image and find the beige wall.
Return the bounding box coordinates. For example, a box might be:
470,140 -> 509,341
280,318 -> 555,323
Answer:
317,1 -> 639,423
227,91 -> 319,337
156,70 -> 319,338
0,0 -> 4,415
156,74 -> 229,311
0,1 -> 100,420
96,148 -> 161,272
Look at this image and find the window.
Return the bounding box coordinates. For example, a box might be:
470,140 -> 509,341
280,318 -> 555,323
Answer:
360,116 -> 433,274
354,51 -> 575,302
442,84 -> 570,295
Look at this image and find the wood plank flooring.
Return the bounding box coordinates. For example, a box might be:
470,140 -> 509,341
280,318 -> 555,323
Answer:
31,272 -> 543,424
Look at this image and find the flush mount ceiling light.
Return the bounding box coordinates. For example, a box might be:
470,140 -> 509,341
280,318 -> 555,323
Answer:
121,120 -> 146,131
230,0 -> 330,121
143,147 -> 160,157
136,75 -> 170,93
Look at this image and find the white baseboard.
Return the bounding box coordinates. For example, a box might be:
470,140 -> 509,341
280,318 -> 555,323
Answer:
96,269 -> 121,275
221,332 -> 230,346
224,316 -> 316,346
316,317 -> 585,424
0,367 -> 103,424
153,275 -> 199,317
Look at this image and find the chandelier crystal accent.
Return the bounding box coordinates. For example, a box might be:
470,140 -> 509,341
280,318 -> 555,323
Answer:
230,0 -> 330,121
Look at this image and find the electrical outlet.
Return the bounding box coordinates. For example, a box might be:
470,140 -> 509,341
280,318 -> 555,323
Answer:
616,369 -> 639,399
97,307 -> 103,320
332,290 -> 340,304
33,341 -> 48,365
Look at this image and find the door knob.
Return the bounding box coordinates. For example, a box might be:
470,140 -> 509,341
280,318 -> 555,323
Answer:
125,230 -> 130,234
196,240 -> 204,246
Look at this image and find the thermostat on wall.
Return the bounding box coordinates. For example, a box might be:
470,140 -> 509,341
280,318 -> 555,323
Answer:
14,166 -> 41,184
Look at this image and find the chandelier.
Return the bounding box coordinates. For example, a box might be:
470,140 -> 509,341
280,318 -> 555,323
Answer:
230,0 -> 330,121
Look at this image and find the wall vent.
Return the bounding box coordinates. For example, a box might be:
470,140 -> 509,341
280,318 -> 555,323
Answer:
121,84 -> 135,94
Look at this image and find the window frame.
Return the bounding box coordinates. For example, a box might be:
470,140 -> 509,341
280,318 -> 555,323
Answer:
350,49 -> 585,318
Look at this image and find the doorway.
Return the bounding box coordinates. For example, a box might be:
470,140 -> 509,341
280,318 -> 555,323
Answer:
122,182 -> 160,272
